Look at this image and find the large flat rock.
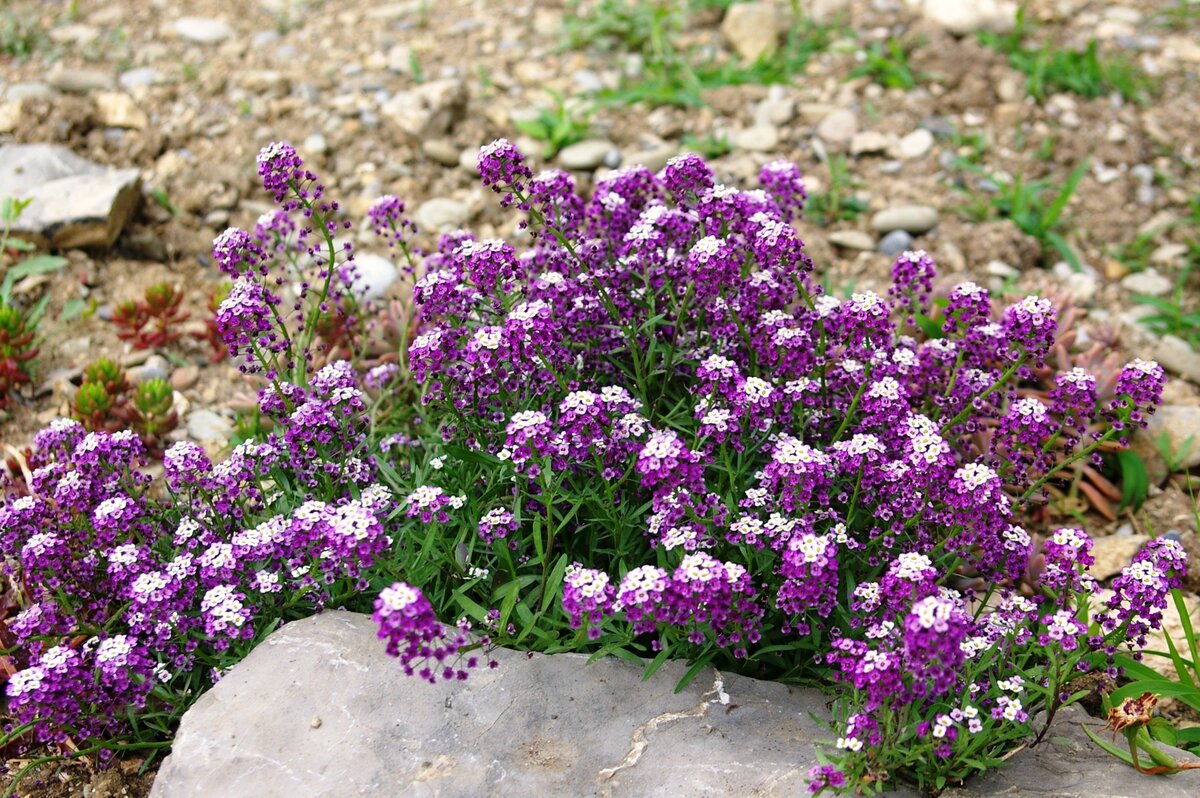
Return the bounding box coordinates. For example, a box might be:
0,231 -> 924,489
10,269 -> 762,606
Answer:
0,143 -> 140,249
151,612 -> 1197,797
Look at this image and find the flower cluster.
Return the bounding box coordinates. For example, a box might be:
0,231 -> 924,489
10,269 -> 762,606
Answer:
385,140 -> 1176,794
1,362 -> 398,754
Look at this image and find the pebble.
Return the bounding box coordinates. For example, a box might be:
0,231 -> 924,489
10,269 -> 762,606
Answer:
1120,268 -> 1173,297
720,2 -> 781,61
870,205 -> 939,234
1155,335 -> 1200,385
1143,406 -> 1200,469
919,116 -> 956,138
816,109 -> 857,144
303,133 -> 329,156
415,197 -> 468,231
118,68 -> 161,91
878,229 -> 914,256
187,409 -> 235,445
849,131 -> 889,156
625,143 -> 677,173
128,355 -> 170,385
558,140 -> 619,171
96,92 -> 148,129
734,125 -> 779,153
422,139 -> 461,167
894,129 -> 934,159
171,366 -> 200,392
920,0 -> 1017,35
349,254 -> 399,302
1088,535 -> 1149,580
1150,243 -> 1188,269
985,260 -> 1020,278
386,45 -> 413,74
6,82 -> 54,102
47,67 -> 113,94
827,230 -> 875,251
172,17 -> 234,44
1050,261 -> 1098,304
755,91 -> 794,127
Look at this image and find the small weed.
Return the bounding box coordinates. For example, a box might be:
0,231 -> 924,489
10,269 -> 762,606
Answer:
150,188 -> 179,217
574,1 -> 841,108
680,131 -> 733,159
848,39 -> 923,90
951,159 -> 1088,269
1111,230 -> 1162,274
1153,1 -> 1200,30
1133,266 -> 1200,348
0,10 -> 47,60
806,155 -> 868,227
512,90 -> 593,159
948,127 -> 989,166
979,7 -> 1154,104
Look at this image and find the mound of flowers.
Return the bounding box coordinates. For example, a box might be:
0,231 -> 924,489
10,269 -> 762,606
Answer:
0,139 -> 1185,795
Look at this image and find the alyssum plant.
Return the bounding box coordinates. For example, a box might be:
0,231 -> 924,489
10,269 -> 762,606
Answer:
0,140 -> 1185,796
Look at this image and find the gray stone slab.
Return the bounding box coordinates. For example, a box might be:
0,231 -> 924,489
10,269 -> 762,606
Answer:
0,143 -> 141,249
151,612 -> 1198,798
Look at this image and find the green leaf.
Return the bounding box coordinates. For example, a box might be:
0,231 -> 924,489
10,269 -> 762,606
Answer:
1117,449 -> 1149,510
1,254 -> 69,302
443,445 -> 503,467
674,649 -> 716,693
539,553 -> 568,614
1082,723 -> 1137,767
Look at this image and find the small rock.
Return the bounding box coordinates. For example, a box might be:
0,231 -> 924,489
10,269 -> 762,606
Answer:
349,254 -> 399,302
1088,535 -> 1150,580
1120,268 -> 1173,297
6,83 -> 54,102
625,144 -> 677,173
755,94 -> 794,127
171,17 -> 234,44
1142,406 -> 1200,469
119,68 -> 161,91
827,230 -> 875,251
894,129 -> 934,159
985,260 -> 1020,278
96,92 -> 148,129
379,79 -> 467,142
0,144 -> 141,249
809,0 -> 852,23
720,2 -> 780,62
386,44 -> 413,74
849,131 -> 889,156
300,133 -> 328,156
878,229 -> 914,257
870,205 -> 939,235
187,409 -> 234,445
733,125 -> 779,153
1051,261 -> 1098,304
129,355 -> 170,386
48,23 -> 100,46
47,66 -> 113,94
0,103 -> 18,135
920,0 -> 1018,35
558,140 -> 619,171
816,109 -> 857,144
415,198 -> 468,232
171,366 -> 200,392
422,140 -> 461,167
1155,335 -> 1200,385
1149,243 -> 1188,269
